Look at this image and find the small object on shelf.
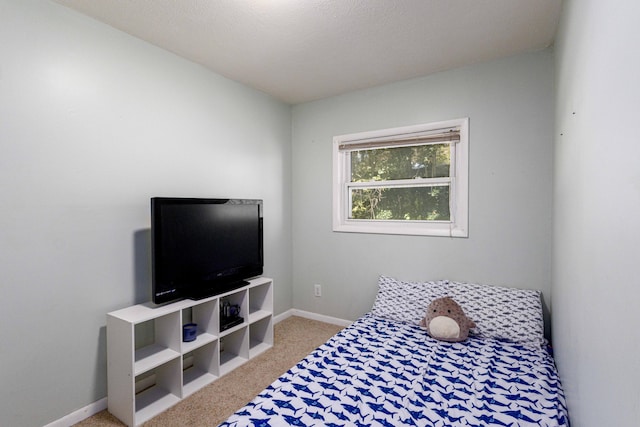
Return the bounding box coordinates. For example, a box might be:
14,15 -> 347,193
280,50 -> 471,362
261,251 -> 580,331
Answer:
221,316 -> 244,331
183,323 -> 198,342
220,299 -> 243,331
220,300 -> 241,318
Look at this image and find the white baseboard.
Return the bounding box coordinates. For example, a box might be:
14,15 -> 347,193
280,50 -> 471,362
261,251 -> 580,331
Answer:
50,309 -> 350,426
278,308 -> 353,327
273,308 -> 295,324
44,397 -> 107,427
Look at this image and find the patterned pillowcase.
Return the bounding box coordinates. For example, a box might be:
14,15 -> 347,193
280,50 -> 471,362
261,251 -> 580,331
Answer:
371,276 -> 545,345
371,275 -> 448,324
443,280 -> 544,345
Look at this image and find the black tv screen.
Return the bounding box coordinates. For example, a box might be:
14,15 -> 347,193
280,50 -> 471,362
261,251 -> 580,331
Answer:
151,197 -> 263,304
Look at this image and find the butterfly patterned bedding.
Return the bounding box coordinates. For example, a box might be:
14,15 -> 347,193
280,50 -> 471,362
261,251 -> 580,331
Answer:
220,313 -> 569,427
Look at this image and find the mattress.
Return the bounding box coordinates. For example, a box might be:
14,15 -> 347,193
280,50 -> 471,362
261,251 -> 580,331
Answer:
220,313 -> 569,427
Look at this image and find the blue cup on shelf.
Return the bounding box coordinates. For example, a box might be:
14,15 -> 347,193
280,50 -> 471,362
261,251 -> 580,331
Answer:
183,323 -> 198,342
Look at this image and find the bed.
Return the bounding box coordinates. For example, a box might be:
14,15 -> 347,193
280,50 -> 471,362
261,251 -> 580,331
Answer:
220,276 -> 569,427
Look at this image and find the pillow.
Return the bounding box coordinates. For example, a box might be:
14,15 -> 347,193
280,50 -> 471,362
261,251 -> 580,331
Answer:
442,280 -> 544,345
371,276 -> 545,345
371,275 -> 448,324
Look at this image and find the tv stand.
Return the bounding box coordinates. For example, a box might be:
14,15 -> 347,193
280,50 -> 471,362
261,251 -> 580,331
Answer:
107,277 -> 273,426
188,280 -> 250,300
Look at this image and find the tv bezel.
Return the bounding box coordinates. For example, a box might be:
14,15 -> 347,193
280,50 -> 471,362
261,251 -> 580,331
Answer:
150,197 -> 263,305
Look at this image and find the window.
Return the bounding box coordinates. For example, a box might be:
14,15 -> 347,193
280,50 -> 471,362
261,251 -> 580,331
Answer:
333,118 -> 468,237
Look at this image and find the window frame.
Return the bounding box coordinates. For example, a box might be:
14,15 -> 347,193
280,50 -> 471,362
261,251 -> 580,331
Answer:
332,118 -> 469,237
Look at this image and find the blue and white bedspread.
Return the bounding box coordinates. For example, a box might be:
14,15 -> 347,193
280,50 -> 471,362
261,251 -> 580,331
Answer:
220,314 -> 569,427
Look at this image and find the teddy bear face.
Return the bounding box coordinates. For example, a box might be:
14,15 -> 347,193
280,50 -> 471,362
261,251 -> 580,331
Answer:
421,296 -> 476,342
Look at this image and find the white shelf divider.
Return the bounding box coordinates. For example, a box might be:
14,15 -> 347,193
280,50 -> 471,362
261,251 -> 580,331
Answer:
134,344 -> 181,375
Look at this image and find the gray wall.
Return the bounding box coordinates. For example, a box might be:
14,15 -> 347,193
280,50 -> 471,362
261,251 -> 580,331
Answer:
291,50 -> 555,328
553,0 -> 640,425
0,1 -> 292,426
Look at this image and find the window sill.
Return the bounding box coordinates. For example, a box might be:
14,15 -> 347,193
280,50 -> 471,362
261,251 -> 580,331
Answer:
333,220 -> 468,237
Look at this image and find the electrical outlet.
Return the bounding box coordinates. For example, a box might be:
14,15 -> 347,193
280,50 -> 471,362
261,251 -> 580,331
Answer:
314,284 -> 322,297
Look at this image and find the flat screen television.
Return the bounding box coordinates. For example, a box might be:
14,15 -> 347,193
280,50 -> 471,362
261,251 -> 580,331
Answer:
151,197 -> 263,305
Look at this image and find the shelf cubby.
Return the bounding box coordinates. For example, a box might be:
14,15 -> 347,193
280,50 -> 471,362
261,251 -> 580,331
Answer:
181,300 -> 218,353
249,315 -> 273,358
134,357 -> 181,425
219,326 -> 250,376
182,340 -> 219,397
249,281 -> 273,323
134,312 -> 181,375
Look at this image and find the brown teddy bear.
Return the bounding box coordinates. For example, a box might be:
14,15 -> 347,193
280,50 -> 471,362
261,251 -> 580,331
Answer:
420,296 -> 476,342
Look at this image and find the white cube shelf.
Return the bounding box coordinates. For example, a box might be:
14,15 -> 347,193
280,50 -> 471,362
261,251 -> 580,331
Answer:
107,277 -> 273,426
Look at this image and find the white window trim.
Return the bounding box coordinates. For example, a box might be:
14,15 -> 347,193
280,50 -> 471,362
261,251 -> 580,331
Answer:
332,118 -> 469,237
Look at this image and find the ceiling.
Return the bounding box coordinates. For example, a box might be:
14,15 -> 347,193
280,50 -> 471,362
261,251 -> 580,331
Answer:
53,0 -> 562,105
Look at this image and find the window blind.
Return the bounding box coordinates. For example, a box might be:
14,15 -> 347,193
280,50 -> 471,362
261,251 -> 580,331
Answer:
338,129 -> 460,151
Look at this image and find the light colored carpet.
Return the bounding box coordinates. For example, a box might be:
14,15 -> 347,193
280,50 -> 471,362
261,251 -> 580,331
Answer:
74,316 -> 345,427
